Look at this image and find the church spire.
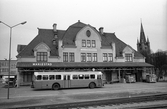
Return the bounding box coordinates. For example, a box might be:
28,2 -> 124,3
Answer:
137,21 -> 151,60
140,22 -> 146,43
137,38 -> 139,44
147,36 -> 150,43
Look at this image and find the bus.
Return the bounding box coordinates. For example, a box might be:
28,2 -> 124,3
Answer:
31,71 -> 103,90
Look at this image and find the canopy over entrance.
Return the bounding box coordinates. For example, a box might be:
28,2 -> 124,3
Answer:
17,62 -> 153,68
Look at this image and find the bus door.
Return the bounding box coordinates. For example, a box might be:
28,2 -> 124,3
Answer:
63,75 -> 71,88
41,75 -> 49,88
97,75 -> 103,86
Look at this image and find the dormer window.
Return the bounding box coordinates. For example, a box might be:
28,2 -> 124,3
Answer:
37,52 -> 48,62
34,42 -> 50,62
123,45 -> 134,62
125,54 -> 132,62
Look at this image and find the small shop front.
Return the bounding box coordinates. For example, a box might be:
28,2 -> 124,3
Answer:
16,62 -> 153,86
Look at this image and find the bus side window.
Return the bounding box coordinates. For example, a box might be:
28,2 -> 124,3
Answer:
90,74 -> 95,79
79,74 -> 84,79
55,75 -> 61,80
49,75 -> 54,80
97,75 -> 102,79
85,74 -> 89,79
37,75 -> 42,80
64,75 -> 66,80
43,75 -> 48,80
73,75 -> 78,79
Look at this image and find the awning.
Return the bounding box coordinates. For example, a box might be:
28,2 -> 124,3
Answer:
16,62 -> 153,68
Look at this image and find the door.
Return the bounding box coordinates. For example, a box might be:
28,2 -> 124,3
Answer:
63,75 -> 71,88
42,75 -> 49,88
97,75 -> 102,87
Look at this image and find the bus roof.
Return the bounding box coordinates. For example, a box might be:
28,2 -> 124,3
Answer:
34,71 -> 102,75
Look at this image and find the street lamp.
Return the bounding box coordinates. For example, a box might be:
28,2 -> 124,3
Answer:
0,21 -> 27,99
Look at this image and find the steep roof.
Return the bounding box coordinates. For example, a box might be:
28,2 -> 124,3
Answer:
17,45 -> 27,53
17,29 -> 65,57
140,23 -> 146,43
100,33 -> 143,57
17,21 -> 143,58
62,21 -> 87,46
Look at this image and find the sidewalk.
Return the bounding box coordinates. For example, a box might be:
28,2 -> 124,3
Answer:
0,82 -> 167,109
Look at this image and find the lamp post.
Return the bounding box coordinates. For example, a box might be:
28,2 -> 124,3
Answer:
0,21 -> 27,99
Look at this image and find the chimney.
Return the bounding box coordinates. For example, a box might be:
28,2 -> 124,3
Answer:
99,27 -> 104,34
53,23 -> 57,32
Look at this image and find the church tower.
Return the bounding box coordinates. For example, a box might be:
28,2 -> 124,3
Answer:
137,22 -> 151,57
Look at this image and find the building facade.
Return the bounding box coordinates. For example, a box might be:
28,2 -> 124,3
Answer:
16,21 -> 153,85
0,60 -> 17,80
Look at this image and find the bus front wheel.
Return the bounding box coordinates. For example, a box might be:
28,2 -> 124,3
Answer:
52,83 -> 60,90
89,82 -> 96,89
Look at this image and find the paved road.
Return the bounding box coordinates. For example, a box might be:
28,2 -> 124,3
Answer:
0,82 -> 167,108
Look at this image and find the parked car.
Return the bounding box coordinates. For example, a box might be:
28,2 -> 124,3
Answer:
4,77 -> 16,87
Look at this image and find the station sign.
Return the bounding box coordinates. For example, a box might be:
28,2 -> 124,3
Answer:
32,63 -> 52,66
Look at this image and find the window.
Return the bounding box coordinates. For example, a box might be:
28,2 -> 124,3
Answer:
86,30 -> 91,37
85,74 -> 89,79
87,40 -> 91,47
55,75 -> 61,80
82,40 -> 96,48
108,53 -> 113,62
69,52 -> 75,62
92,53 -> 97,62
87,53 -> 92,62
90,74 -> 95,79
63,75 -> 67,80
43,75 -> 48,80
78,74 -> 84,79
63,52 -> 74,62
125,54 -> 133,62
37,75 -> 42,80
2,68 -> 8,72
81,53 -> 86,62
37,52 -> 47,62
49,75 -> 54,80
63,52 -> 68,62
103,53 -> 108,62
97,75 -> 102,79
92,40 -> 96,48
82,40 -> 86,47
1,62 -> 8,67
73,75 -> 78,79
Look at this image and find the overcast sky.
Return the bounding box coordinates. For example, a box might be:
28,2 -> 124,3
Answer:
0,0 -> 167,60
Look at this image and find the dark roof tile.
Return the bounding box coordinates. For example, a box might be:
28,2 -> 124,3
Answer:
17,29 -> 65,57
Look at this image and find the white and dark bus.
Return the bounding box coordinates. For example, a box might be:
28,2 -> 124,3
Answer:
31,71 -> 103,90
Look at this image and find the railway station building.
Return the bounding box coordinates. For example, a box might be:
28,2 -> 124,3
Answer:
16,20 -> 153,85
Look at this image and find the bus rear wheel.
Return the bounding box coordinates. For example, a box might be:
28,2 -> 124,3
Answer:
52,83 -> 60,90
89,82 -> 96,89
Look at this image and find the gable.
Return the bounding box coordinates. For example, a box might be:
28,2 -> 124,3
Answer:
34,42 -> 50,52
62,21 -> 87,46
123,45 -> 134,53
17,29 -> 65,57
76,25 -> 101,41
